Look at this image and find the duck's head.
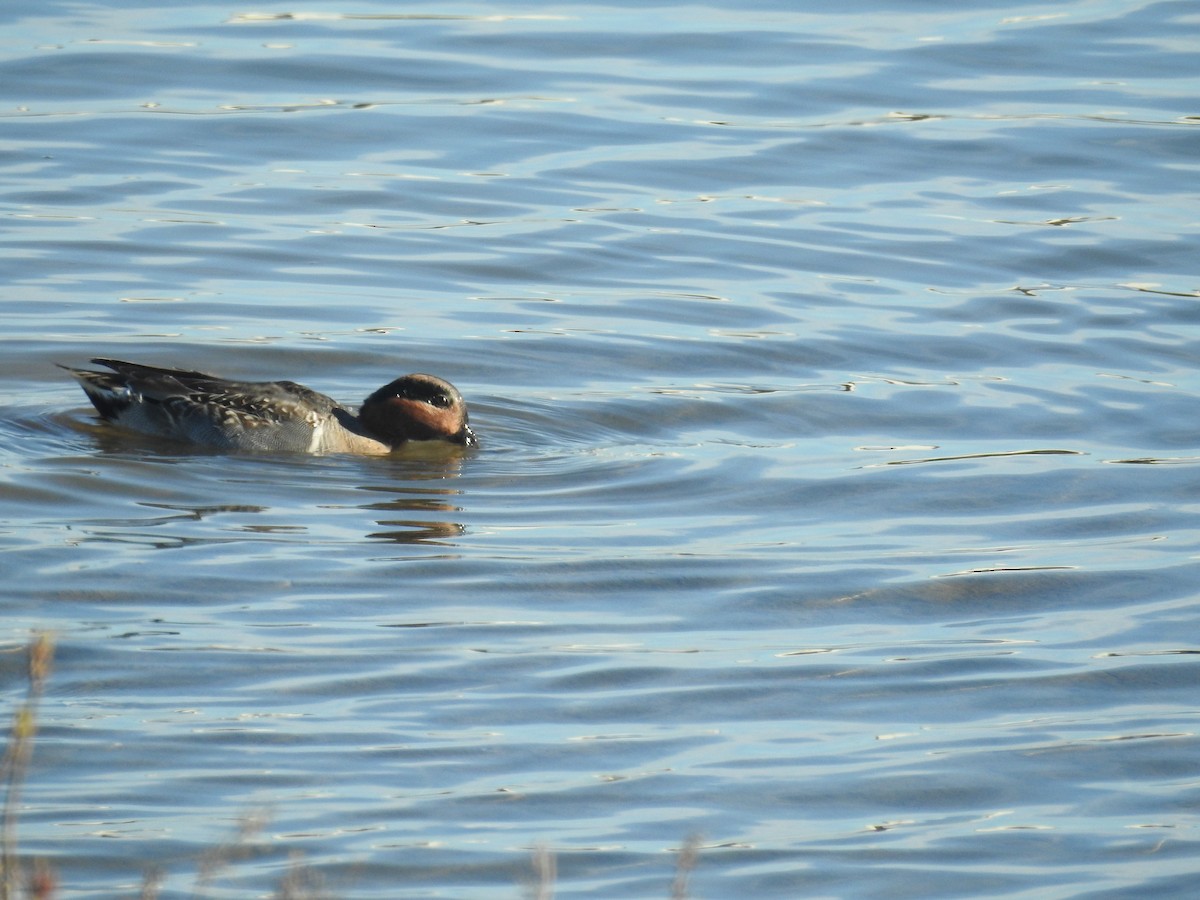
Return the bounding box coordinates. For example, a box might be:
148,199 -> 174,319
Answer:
360,374 -> 477,449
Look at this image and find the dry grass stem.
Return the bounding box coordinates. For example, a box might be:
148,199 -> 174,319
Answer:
192,808 -> 271,897
1,634 -> 55,900
670,832 -> 702,900
525,844 -> 556,900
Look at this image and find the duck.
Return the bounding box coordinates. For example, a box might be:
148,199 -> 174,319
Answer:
62,358 -> 477,454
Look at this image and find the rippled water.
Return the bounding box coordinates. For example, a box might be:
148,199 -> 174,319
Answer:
3,1 -> 1200,896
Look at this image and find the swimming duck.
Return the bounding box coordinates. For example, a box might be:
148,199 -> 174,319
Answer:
62,358 -> 477,454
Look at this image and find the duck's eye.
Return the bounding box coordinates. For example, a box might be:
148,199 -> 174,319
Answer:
429,393 -> 452,409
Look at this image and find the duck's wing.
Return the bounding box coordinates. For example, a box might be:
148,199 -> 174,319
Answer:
63,359 -> 342,452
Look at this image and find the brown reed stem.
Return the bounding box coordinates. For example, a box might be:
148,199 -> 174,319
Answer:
527,844 -> 556,900
670,832 -> 702,900
1,634 -> 55,900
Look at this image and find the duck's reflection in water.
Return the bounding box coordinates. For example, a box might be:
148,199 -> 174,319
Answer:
358,456 -> 470,544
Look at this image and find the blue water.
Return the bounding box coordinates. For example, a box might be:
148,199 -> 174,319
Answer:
3,1 -> 1200,897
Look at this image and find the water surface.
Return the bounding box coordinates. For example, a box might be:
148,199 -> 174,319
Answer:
3,1 -> 1200,896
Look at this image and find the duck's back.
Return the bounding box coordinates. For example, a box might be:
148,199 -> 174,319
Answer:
65,359 -> 344,453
